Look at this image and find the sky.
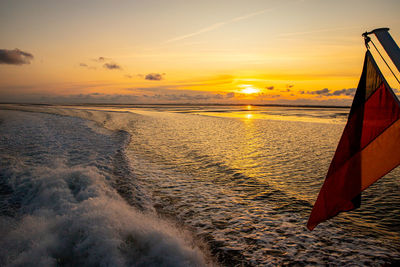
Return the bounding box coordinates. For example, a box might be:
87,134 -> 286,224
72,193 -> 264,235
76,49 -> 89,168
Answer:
1,0 -> 400,105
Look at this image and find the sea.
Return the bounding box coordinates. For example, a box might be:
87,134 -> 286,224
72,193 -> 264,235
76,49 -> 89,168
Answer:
0,104 -> 399,266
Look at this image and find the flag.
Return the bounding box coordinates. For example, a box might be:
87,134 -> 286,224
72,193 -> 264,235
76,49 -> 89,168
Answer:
307,50 -> 400,230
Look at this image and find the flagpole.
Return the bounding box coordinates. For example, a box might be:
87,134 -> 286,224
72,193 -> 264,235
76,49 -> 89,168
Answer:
363,28 -> 400,74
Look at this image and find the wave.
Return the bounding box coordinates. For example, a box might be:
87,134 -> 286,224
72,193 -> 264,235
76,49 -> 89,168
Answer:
0,110 -> 209,266
2,104 -> 399,265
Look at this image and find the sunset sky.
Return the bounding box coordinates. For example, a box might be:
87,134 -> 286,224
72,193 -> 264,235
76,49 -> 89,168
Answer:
1,0 -> 400,105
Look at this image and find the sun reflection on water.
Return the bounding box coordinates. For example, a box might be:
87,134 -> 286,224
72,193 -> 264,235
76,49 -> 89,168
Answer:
245,113 -> 253,119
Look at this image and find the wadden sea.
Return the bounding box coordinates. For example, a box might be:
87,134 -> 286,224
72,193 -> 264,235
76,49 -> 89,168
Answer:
0,104 -> 399,266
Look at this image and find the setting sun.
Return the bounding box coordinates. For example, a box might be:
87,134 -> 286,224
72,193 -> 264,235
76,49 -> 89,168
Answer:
241,87 -> 260,94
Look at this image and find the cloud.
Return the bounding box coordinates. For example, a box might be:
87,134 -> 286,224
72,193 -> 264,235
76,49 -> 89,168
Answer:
81,57 -> 119,70
280,84 -> 294,92
0,48 -> 34,65
103,63 -> 121,70
226,92 -> 235,98
147,92 -> 232,102
145,73 -> 164,81
78,62 -> 97,70
266,86 -> 274,90
310,88 -> 331,96
332,88 -> 356,96
257,92 -> 281,98
27,91 -> 235,104
93,56 -> 110,62
307,88 -> 356,97
127,85 -> 236,103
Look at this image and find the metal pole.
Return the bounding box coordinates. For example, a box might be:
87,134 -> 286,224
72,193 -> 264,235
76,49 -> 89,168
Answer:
371,28 -> 400,73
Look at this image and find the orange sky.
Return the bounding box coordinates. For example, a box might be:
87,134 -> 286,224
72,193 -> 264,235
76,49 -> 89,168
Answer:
1,0 -> 400,105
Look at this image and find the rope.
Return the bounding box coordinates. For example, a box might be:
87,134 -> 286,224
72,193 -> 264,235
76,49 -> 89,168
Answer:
369,39 -> 400,86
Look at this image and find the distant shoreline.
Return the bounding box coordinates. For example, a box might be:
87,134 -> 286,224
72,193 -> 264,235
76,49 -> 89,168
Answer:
0,103 -> 350,109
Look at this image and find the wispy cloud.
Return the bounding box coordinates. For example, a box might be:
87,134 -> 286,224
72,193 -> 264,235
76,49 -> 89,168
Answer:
164,8 -> 271,44
80,56 -> 120,70
93,56 -> 110,62
79,63 -> 97,70
103,62 -> 121,70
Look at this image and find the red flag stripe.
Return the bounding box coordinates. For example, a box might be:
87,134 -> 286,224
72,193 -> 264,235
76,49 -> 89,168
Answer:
361,82 -> 400,147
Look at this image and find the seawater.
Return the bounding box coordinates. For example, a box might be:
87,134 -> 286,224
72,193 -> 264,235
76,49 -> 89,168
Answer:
0,104 -> 399,266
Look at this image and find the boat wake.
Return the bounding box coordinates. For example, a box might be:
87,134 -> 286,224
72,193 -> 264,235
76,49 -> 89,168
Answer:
1,105 -> 399,266
0,110 -> 208,266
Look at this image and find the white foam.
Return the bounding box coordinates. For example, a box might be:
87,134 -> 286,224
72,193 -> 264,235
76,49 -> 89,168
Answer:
1,164 -> 206,266
0,110 -> 209,266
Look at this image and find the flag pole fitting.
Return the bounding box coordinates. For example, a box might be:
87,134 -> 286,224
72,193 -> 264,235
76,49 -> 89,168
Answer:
362,33 -> 371,49
362,28 -> 400,86
362,28 -> 390,49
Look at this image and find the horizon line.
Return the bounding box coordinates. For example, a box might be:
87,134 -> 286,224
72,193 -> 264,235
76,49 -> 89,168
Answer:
0,102 -> 351,109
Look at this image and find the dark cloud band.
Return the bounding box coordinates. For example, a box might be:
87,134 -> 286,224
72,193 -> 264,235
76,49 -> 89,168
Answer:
0,49 -> 33,65
145,73 -> 163,81
308,88 -> 356,97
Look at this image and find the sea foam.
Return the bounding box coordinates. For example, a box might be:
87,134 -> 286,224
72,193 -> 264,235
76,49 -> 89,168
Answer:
0,110 -> 208,266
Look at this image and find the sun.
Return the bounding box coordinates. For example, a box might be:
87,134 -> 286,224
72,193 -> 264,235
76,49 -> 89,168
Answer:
241,86 -> 260,95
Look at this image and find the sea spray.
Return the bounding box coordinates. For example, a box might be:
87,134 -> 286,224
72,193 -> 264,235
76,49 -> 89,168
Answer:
0,164 -> 206,266
0,110 -> 209,266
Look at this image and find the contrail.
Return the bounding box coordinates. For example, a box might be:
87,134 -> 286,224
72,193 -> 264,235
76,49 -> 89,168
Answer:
164,8 -> 271,44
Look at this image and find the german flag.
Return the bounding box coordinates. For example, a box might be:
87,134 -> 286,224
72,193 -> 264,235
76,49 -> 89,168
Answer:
307,50 -> 400,230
